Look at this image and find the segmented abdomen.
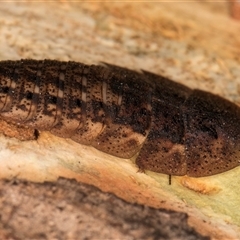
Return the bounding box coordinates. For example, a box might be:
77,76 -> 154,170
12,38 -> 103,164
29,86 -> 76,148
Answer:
0,59 -> 240,177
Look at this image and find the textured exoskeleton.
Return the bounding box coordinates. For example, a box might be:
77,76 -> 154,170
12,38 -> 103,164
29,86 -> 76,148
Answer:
0,59 -> 240,177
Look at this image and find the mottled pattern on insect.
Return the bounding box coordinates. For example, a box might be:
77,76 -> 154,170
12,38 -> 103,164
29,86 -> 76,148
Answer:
0,59 -> 240,177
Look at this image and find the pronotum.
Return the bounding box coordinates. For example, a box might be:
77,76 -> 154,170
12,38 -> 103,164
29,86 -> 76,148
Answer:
0,59 -> 240,177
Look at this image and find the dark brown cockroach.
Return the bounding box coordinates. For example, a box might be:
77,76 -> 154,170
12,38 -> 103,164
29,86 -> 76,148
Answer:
0,59 -> 240,177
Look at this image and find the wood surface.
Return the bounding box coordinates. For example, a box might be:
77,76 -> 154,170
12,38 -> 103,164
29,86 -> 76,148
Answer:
0,1 -> 240,239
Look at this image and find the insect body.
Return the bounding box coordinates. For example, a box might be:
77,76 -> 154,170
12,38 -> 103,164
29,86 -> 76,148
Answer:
0,59 -> 240,177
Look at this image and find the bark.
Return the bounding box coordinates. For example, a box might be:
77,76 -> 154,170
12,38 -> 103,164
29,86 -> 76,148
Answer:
0,178 -> 209,240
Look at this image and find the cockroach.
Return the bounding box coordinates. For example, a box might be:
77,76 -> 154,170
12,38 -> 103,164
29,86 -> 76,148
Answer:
0,59 -> 240,177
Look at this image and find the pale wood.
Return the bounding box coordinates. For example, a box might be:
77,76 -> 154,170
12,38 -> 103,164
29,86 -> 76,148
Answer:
0,1 -> 240,239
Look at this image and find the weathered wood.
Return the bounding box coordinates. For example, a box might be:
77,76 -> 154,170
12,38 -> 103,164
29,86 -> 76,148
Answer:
0,2 -> 240,240
0,178 -> 210,240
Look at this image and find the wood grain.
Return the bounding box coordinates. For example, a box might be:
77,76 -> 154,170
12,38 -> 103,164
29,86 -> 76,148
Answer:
0,1 -> 240,239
